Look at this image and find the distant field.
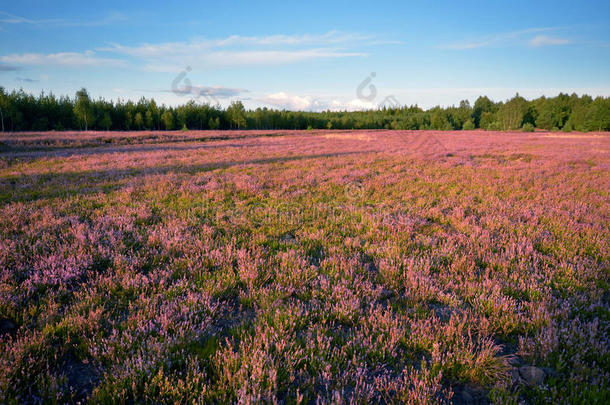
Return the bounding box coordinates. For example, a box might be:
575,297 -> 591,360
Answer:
0,130 -> 608,403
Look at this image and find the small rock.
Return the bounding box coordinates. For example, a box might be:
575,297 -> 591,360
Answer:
510,368 -> 522,385
460,388 -> 474,403
453,385 -> 487,404
519,365 -> 546,386
280,233 -> 296,242
542,367 -> 558,378
0,318 -> 16,335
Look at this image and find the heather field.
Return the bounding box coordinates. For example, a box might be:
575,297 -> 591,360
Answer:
0,129 -> 609,404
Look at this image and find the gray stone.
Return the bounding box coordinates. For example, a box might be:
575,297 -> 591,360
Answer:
519,365 -> 546,386
541,367 -> 558,378
280,233 -> 296,242
460,388 -> 474,403
510,368 -> 522,385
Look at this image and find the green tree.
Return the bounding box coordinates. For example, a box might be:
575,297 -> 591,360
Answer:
565,95 -> 592,131
585,97 -> 610,131
498,94 -> 528,130
473,96 -> 495,128
522,122 -> 535,132
148,100 -> 159,130
479,111 -> 497,130
161,111 -> 174,130
208,116 -> 220,130
430,107 -> 452,130
456,100 -> 473,129
145,110 -> 154,129
254,108 -> 264,129
100,112 -> 112,130
0,87 -> 7,132
134,112 -> 144,129
74,88 -> 93,130
226,101 -> 246,129
535,94 -> 571,130
462,119 -> 475,130
1,87 -> 610,132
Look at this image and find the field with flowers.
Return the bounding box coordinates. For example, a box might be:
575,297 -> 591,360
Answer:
0,129 -> 608,404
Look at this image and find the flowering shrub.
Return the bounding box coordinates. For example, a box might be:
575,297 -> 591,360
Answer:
0,129 -> 608,403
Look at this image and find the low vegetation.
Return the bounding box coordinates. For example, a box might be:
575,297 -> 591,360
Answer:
0,129 -> 608,403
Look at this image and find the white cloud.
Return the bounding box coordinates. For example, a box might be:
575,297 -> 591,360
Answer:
105,31 -> 376,56
0,10 -> 127,27
529,35 -> 571,47
214,31 -> 374,47
259,92 -> 314,110
257,92 -> 382,111
445,27 -> 559,50
103,31 -> 369,71
0,30 -> 375,72
0,51 -> 125,68
0,11 -> 33,24
140,49 -> 365,72
329,98 -> 377,111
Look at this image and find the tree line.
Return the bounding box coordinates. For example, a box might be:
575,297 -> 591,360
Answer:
1,87 -> 609,132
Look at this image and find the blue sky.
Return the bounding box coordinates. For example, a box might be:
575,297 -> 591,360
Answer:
1,0 -> 609,110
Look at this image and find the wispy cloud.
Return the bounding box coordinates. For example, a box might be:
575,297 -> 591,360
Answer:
156,85 -> 247,99
0,30 -> 376,72
0,63 -> 21,72
444,27 -> 570,50
168,49 -> 361,71
0,11 -> 34,24
184,85 -> 246,98
529,35 -> 572,47
109,30 -> 387,51
0,10 -> 127,28
213,31 -> 375,47
15,76 -> 39,83
0,51 -> 125,68
102,31 -> 369,71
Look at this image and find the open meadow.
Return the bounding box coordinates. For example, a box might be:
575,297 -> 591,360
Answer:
0,129 -> 608,403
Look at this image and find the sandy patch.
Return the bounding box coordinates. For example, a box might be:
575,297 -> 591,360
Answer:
323,133 -> 376,141
542,134 -> 605,138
